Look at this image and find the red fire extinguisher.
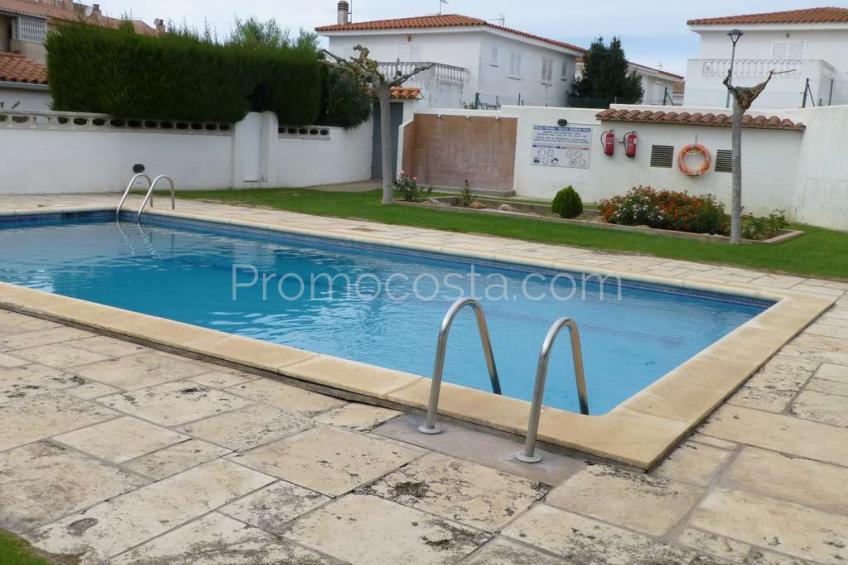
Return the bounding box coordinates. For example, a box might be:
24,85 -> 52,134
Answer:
601,129 -> 616,156
624,130 -> 638,158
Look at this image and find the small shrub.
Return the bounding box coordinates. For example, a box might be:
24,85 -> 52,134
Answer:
458,180 -> 474,207
393,172 -> 431,202
552,186 -> 583,219
743,210 -> 788,241
600,186 -> 729,235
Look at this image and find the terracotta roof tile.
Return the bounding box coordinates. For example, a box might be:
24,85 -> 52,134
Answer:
688,7 -> 848,26
390,87 -> 422,100
0,0 -> 157,35
317,14 -> 584,53
0,52 -> 48,84
595,109 -> 805,131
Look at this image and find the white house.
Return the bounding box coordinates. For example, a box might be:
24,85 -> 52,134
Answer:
684,7 -> 848,109
316,4 -> 585,110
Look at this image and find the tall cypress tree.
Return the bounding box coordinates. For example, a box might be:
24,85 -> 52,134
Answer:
569,37 -> 644,108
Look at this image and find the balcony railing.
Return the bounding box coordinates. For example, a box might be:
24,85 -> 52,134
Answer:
377,61 -> 469,84
693,58 -> 835,80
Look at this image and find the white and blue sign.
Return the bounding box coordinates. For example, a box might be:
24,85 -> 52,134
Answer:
531,125 -> 592,169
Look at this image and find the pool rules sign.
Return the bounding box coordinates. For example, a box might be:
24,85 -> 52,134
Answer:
531,125 -> 592,169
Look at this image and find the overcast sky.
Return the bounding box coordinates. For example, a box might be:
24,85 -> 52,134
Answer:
98,0 -> 841,75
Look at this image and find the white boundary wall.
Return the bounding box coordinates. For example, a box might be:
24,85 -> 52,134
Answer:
0,110 -> 373,194
403,104 -> 847,231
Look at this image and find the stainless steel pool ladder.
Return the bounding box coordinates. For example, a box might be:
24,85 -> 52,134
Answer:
418,298 -> 501,435
516,317 -> 589,464
138,175 -> 175,218
116,173 -> 152,215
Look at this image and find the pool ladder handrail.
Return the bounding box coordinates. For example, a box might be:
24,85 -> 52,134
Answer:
516,317 -> 589,464
418,297 -> 502,435
138,175 -> 175,219
116,173 -> 152,215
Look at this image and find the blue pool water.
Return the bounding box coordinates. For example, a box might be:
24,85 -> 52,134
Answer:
0,212 -> 772,414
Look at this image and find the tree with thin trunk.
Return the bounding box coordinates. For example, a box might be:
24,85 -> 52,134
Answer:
723,69 -> 786,244
323,46 -> 433,204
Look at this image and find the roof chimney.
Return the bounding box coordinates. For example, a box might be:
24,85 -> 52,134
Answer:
154,18 -> 165,34
91,3 -> 101,16
337,1 -> 350,25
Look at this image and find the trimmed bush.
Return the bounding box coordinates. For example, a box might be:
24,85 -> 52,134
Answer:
46,22 -> 323,124
600,186 -> 729,235
552,186 -> 583,219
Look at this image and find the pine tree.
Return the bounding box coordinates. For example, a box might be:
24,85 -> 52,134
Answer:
569,37 -> 643,108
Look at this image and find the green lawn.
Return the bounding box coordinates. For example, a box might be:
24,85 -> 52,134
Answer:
176,188 -> 848,280
0,530 -> 75,565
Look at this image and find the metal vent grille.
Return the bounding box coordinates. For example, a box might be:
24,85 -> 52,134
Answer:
650,145 -> 674,168
715,149 -> 734,173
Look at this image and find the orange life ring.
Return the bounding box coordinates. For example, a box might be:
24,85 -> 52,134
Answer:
678,144 -> 712,176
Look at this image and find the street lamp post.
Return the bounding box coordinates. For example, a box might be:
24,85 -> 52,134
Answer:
725,29 -> 744,108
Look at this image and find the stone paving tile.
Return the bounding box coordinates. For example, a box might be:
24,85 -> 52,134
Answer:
53,416 -> 190,463
0,326 -> 94,351
0,442 -> 146,532
314,403 -> 401,431
688,433 -> 738,450
284,494 -> 488,565
374,415 -> 584,486
745,549 -> 816,565
689,488 -> 848,564
189,370 -> 258,389
0,364 -> 84,403
502,504 -> 697,565
815,364 -> 848,383
545,464 -> 704,536
805,322 -> 848,340
178,403 -> 311,451
72,352 -> 209,390
122,439 -> 232,480
226,377 -> 346,417
67,335 -> 148,358
790,390 -> 848,427
28,459 -> 275,563
11,342 -> 111,368
64,381 -> 120,400
366,452 -> 546,531
0,311 -> 58,336
0,393 -> 118,452
98,380 -> 254,426
676,528 -> 752,563
742,356 -> 819,396
220,481 -> 330,535
0,351 -> 27,368
112,512 -> 341,565
461,537 -> 571,564
654,440 -> 733,487
805,377 -> 848,396
235,426 -> 424,497
727,386 -> 795,413
723,447 -> 848,515
699,405 -> 848,467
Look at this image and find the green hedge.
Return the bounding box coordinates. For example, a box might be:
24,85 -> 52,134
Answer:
46,23 -> 323,124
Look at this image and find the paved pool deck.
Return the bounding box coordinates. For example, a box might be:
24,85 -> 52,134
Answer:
0,194 -> 846,564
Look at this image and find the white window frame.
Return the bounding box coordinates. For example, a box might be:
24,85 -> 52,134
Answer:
11,16 -> 47,43
561,60 -> 571,81
541,58 -> 554,85
509,51 -> 523,79
490,46 -> 499,67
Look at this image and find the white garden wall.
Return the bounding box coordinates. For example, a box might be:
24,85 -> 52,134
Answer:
404,104 -> 848,231
0,110 -> 373,194
276,118 -> 373,187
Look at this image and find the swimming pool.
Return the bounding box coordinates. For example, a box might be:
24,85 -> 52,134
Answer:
0,210 -> 772,415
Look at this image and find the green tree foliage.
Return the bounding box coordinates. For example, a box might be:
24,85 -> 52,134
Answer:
319,67 -> 371,128
46,21 -> 323,124
552,186 -> 584,219
569,37 -> 643,108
